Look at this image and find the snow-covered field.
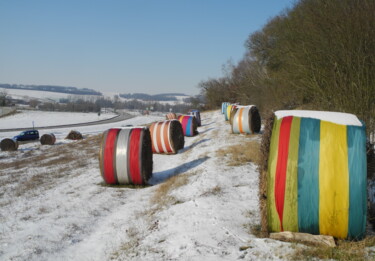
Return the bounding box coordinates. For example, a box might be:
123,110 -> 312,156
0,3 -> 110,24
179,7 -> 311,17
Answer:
0,110 -> 118,130
0,110 -> 319,260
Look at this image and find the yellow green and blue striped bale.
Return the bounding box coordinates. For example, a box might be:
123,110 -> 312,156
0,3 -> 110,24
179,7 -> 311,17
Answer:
267,111 -> 367,239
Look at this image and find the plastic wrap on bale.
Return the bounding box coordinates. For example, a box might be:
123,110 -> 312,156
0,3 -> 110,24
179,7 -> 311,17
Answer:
232,106 -> 261,134
261,110 -> 367,240
188,110 -> 201,127
166,112 -> 178,120
222,102 -> 230,115
99,127 -> 153,185
178,115 -> 198,137
150,120 -> 184,154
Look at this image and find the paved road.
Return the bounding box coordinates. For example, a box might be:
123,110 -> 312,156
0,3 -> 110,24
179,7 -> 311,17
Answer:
0,112 -> 134,132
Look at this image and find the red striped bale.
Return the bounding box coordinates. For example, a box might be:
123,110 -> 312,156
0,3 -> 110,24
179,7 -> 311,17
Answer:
99,127 -> 153,185
150,120 -> 184,154
166,112 -> 178,120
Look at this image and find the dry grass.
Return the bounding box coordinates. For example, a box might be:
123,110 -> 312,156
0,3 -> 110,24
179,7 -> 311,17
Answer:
151,172 -> 191,207
216,138 -> 261,166
201,185 -> 222,196
290,236 -> 375,261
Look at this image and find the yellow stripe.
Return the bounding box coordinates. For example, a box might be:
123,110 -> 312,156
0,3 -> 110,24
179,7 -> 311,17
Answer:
319,121 -> 349,239
227,105 -> 232,121
267,117 -> 282,232
282,117 -> 300,232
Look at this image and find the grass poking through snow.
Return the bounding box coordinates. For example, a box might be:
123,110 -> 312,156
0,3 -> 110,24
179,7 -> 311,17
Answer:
216,138 -> 260,166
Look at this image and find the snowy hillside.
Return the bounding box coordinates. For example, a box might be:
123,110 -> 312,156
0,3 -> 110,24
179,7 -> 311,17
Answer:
2,88 -> 191,106
0,110 -> 304,260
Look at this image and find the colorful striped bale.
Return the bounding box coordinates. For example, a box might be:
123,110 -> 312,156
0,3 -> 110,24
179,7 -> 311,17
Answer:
232,106 -> 261,134
99,127 -> 152,185
150,120 -> 184,154
178,115 -> 198,137
222,102 -> 230,114
266,110 -> 367,239
225,104 -> 235,121
166,112 -> 178,120
188,110 -> 201,126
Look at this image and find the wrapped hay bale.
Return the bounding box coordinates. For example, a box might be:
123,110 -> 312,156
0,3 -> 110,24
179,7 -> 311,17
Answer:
0,138 -> 18,151
222,102 -> 230,114
232,106 -> 261,134
66,130 -> 83,140
150,120 -> 184,154
188,110 -> 201,126
262,110 -> 367,240
99,127 -> 152,185
224,104 -> 233,121
229,106 -> 239,125
166,112 -> 178,120
40,133 -> 56,145
178,115 -> 198,137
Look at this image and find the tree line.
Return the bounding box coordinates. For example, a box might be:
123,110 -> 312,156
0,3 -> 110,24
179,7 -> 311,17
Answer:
37,97 -> 200,114
199,0 -> 375,135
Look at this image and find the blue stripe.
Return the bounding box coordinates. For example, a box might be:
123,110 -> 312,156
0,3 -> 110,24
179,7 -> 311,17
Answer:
186,117 -> 192,136
297,118 -> 320,234
347,125 -> 367,239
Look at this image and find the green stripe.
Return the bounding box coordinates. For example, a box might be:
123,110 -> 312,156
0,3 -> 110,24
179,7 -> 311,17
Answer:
267,117 -> 282,232
297,118 -> 320,234
283,117 -> 300,232
347,125 -> 367,239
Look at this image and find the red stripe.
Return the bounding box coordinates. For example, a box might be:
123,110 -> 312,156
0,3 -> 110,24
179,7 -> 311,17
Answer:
150,123 -> 156,153
274,116 -> 293,231
129,128 -> 143,185
181,116 -> 189,136
103,128 -> 120,184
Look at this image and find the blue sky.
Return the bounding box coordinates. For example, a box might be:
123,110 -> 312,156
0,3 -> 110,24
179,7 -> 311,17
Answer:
0,1 -> 293,95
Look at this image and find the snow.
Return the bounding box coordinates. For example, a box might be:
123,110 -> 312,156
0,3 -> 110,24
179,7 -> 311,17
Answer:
275,110 -> 363,126
0,110 -> 316,260
0,110 -> 117,129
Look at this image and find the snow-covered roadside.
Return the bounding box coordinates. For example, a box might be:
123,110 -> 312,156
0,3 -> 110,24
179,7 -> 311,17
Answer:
0,110 -> 295,261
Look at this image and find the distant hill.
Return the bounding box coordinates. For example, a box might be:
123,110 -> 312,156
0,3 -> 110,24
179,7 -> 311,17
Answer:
0,83 -> 102,96
119,93 -> 188,101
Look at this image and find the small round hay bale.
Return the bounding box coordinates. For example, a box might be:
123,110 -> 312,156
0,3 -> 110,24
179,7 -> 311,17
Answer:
178,115 -> 198,137
166,112 -> 178,120
150,120 -> 184,154
188,110 -> 201,127
99,127 -> 153,185
66,130 -> 83,140
0,138 -> 18,151
40,133 -> 56,145
232,106 -> 261,134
